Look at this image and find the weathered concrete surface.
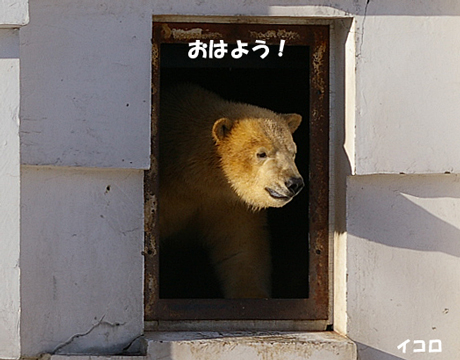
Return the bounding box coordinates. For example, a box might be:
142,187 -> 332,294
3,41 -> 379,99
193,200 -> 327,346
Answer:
46,333 -> 356,360
146,332 -> 357,360
0,0 -> 28,27
347,174 -> 460,359
20,166 -> 144,356
50,356 -> 146,360
19,0 -> 151,169
0,28 -> 21,360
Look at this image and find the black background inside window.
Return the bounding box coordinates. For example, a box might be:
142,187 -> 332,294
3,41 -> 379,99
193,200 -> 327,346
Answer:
159,43 -> 310,299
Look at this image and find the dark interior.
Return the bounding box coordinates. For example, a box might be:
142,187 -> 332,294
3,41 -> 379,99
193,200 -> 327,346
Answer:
159,43 -> 311,299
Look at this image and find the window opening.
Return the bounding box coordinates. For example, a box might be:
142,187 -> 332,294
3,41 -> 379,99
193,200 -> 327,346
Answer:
159,43 -> 310,299
145,21 -> 329,322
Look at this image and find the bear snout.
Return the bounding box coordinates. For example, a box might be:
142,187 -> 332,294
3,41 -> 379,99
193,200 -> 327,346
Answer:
285,176 -> 304,196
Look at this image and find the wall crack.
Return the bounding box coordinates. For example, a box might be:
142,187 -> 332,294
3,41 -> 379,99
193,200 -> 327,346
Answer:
357,0 -> 372,58
121,334 -> 147,355
52,315 -> 126,354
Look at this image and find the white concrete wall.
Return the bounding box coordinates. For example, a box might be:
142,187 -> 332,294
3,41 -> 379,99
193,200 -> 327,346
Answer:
355,15 -> 460,174
0,28 -> 21,360
18,1 -> 149,356
20,167 -> 144,356
20,0 -> 152,169
347,175 -> 460,359
0,0 -> 28,27
0,3 -> 27,358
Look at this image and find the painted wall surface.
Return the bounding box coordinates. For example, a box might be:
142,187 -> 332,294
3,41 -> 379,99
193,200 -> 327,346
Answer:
0,29 -> 21,359
347,175 -> 460,359
20,166 -> 144,356
355,15 -> 460,174
0,0 -> 28,27
20,0 -> 152,169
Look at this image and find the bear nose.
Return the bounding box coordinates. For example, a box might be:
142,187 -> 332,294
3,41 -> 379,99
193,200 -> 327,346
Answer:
285,177 -> 304,196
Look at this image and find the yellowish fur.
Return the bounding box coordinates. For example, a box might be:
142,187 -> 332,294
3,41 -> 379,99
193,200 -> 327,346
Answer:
159,84 -> 303,298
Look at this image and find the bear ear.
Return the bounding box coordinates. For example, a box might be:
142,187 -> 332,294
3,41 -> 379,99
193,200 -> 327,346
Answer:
212,118 -> 234,142
280,113 -> 302,133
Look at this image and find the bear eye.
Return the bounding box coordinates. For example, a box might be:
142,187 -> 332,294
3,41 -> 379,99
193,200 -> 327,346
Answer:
257,151 -> 267,159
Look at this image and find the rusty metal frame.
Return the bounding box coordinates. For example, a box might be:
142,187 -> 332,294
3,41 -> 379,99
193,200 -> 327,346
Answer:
144,21 -> 329,322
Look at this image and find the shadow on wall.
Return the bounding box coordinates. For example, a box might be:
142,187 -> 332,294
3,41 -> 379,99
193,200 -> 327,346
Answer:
356,342 -> 404,360
262,0 -> 460,16
348,174 -> 460,258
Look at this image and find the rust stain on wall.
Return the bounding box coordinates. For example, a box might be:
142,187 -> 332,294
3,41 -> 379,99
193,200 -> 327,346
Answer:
249,29 -> 300,41
144,195 -> 157,255
311,41 -> 327,97
161,24 -> 222,41
151,43 -> 159,97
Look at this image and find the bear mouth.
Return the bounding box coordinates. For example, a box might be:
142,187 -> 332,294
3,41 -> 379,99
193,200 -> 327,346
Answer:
265,187 -> 291,201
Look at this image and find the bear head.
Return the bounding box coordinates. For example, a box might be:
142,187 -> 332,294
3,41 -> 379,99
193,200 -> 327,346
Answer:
212,112 -> 304,210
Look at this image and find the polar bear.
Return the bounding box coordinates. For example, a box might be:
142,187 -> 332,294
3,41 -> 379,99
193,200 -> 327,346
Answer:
159,84 -> 304,298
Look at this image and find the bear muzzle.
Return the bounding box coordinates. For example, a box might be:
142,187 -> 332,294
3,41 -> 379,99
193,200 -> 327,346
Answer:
265,176 -> 304,202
